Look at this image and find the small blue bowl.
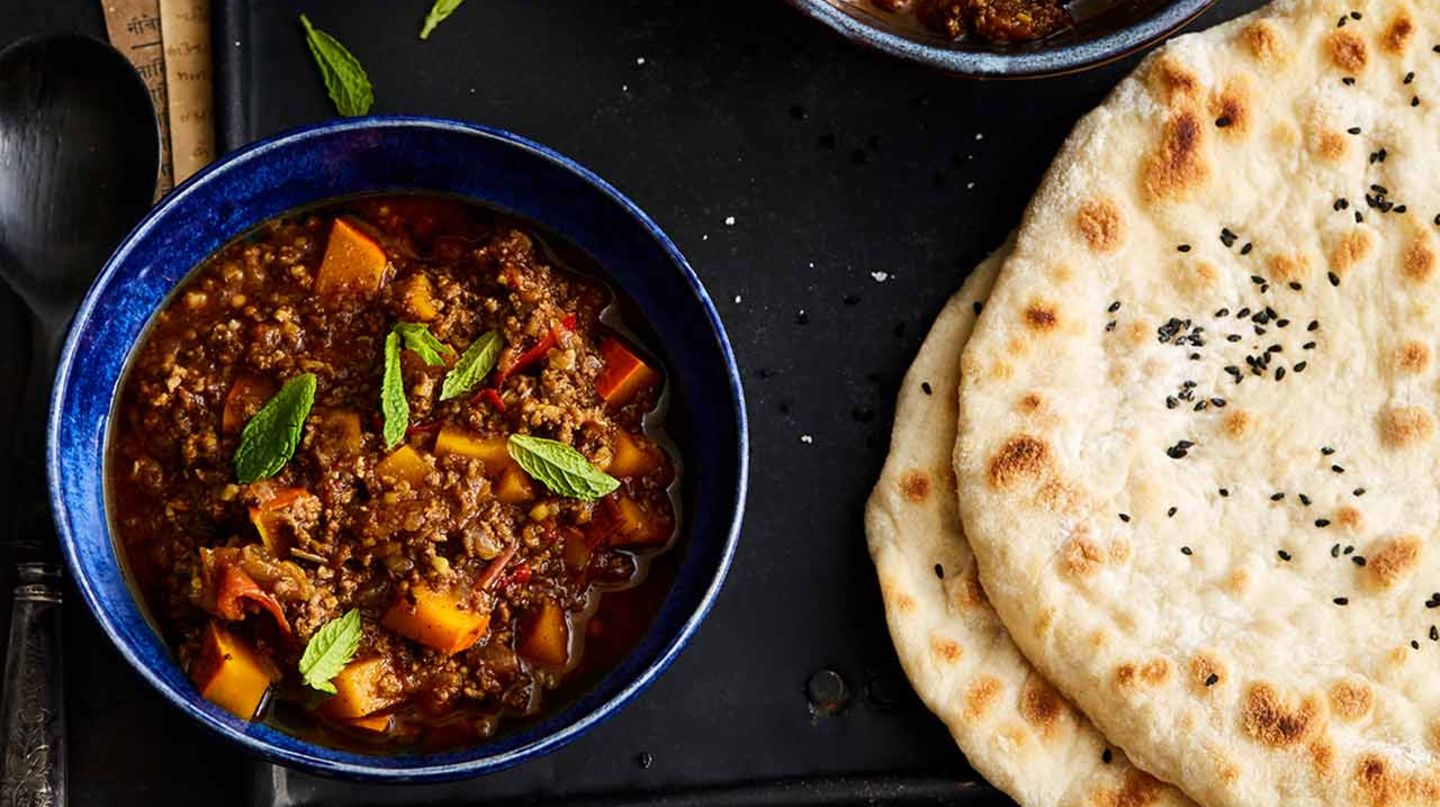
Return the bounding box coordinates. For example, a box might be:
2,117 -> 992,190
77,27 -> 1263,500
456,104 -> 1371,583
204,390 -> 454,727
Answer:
48,117 -> 748,781
788,0 -> 1215,78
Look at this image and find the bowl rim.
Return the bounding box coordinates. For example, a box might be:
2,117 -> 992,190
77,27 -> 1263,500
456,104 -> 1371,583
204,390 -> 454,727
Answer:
47,115 -> 749,781
785,0 -> 1216,78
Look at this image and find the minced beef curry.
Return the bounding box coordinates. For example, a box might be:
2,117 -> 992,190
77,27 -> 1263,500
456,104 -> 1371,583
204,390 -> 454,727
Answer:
872,0 -> 1070,43
108,195 -> 679,750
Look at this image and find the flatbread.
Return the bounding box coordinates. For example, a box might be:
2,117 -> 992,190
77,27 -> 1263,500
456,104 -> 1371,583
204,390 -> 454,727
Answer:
866,244 -> 1193,807
954,0 -> 1440,804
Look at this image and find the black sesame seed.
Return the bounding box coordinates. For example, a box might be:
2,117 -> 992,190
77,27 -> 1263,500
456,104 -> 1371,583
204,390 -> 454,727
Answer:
1118,513 -> 1131,522
1226,334 -> 1242,343
1332,543 -> 1342,558
1413,96 -> 1421,107
1251,275 -> 1266,285
1431,626 -> 1438,642
1334,597 -> 1349,606
1102,749 -> 1113,764
972,301 -> 983,315
1350,10 -> 1361,19
1205,672 -> 1219,686
1215,307 -> 1230,317
1329,271 -> 1341,287
1271,492 -> 1285,501
1351,556 -> 1366,567
1293,361 -> 1307,372
1356,211 -> 1364,224
1335,198 -> 1350,211
1344,545 -> 1354,555
1332,464 -> 1345,474
1395,205 -> 1407,214
1240,242 -> 1253,256
1353,487 -> 1365,496
1167,506 -> 1177,518
1342,76 -> 1356,86
1288,282 -> 1302,291
1219,488 -> 1229,497
1303,341 -> 1317,350
1211,398 -> 1226,407
1166,441 -> 1193,459
1215,116 -> 1232,128
1181,546 -> 1193,555
1165,396 -> 1178,410
1300,494 -> 1312,506
1321,446 -> 1335,455
1275,367 -> 1286,381
1177,244 -> 1191,253
1413,640 -> 1421,650
1193,399 -> 1206,410
1237,307 -> 1252,318
1406,71 -> 1416,84
1255,326 -> 1267,336
1338,16 -> 1347,27
921,381 -> 933,395
1108,300 -> 1122,313
1105,320 -> 1117,332
934,563 -> 945,579
1316,518 -> 1331,528
1347,126 -> 1361,135
1278,550 -> 1292,561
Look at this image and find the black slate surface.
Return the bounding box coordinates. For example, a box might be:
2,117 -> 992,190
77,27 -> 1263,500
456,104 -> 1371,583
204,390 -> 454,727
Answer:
0,0 -> 1263,803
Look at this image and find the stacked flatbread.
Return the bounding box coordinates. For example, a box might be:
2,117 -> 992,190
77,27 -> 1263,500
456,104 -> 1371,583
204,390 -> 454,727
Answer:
867,0 -> 1440,804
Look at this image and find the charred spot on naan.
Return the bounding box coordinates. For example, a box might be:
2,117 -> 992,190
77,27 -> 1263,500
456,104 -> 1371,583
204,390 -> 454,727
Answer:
1378,406 -> 1434,450
1328,228 -> 1374,278
1240,19 -> 1286,65
1142,110 -> 1210,201
1208,75 -> 1253,136
899,469 -> 931,502
1113,658 -> 1171,690
964,675 -> 1003,720
1189,653 -> 1228,694
1266,252 -> 1310,284
1241,682 -> 1323,747
1353,753 -> 1440,807
1019,677 -> 1066,738
1309,738 -> 1336,778
1380,11 -> 1415,55
1329,677 -> 1374,722
1401,235 -> 1436,283
987,434 -> 1051,489
930,635 -> 963,664
1324,29 -> 1368,73
1022,299 -> 1061,333
1363,535 -> 1422,590
1147,54 -> 1200,106
1392,340 -> 1431,374
1074,198 -> 1125,253
1089,768 -> 1168,807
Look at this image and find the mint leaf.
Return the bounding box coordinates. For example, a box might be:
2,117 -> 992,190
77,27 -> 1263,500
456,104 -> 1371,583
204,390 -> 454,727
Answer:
381,331 -> 408,449
439,330 -> 502,401
394,322 -> 452,366
507,434 -> 620,500
420,0 -> 467,40
235,373 -> 317,484
299,14 -> 373,116
299,609 -> 362,694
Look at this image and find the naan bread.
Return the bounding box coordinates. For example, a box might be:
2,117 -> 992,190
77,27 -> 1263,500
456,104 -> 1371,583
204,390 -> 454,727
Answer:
866,245 -> 1193,807
955,0 -> 1440,804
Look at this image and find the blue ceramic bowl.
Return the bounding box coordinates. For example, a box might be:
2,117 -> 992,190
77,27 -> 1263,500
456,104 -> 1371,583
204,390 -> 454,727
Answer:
788,0 -> 1215,78
48,117 -> 748,781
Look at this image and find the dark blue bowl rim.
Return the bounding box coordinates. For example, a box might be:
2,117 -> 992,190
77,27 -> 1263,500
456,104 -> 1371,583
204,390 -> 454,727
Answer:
47,115 -> 749,781
786,0 -> 1215,78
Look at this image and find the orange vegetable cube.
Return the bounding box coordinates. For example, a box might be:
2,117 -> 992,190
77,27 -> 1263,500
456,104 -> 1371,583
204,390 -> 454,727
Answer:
518,601 -> 569,667
313,409 -> 363,458
375,445 -> 431,488
608,431 -> 663,477
222,375 -> 277,435
602,495 -> 672,547
382,582 -> 490,655
434,426 -> 514,475
325,657 -> 401,719
596,338 -> 658,407
494,466 -> 535,504
247,487 -> 314,558
315,218 -> 389,298
344,713 -> 393,734
190,621 -> 279,720
561,529 -> 597,571
398,274 -> 440,321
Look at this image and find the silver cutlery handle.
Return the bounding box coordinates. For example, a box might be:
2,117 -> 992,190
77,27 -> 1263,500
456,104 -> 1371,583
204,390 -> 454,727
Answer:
0,563 -> 65,807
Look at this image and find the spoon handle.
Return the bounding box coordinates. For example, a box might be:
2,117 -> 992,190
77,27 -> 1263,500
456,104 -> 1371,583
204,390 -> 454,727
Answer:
0,563 -> 65,807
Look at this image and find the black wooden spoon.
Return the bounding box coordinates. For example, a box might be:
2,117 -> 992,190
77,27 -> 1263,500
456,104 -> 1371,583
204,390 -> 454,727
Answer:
0,33 -> 158,807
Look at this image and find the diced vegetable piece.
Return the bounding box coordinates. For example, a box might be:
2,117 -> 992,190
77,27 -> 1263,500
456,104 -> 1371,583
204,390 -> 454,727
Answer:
381,582 -> 490,655
434,426 -> 514,475
518,601 -> 569,666
595,338 -> 658,407
247,487 -> 314,557
324,657 -> 400,719
313,409 -> 363,457
608,431 -> 662,477
601,496 -> 672,547
222,375 -> 277,435
190,621 -> 279,720
315,218 -> 389,298
561,529 -> 597,571
398,274 -> 440,321
215,563 -> 292,636
344,712 -> 393,734
494,466 -> 535,504
375,444 -> 431,487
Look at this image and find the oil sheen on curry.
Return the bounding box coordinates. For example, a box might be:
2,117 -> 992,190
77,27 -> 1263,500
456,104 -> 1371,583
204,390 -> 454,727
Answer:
108,195 -> 679,751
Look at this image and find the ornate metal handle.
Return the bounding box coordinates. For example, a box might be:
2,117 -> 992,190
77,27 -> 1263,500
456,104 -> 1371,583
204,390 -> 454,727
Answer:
0,563 -> 65,807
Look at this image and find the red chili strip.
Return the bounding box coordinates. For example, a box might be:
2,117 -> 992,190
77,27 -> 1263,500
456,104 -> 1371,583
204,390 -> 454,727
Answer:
474,388 -> 506,412
493,313 -> 576,386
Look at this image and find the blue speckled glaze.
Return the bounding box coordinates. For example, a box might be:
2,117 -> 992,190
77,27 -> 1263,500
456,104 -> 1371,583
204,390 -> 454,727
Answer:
788,0 -> 1215,78
47,117 -> 748,781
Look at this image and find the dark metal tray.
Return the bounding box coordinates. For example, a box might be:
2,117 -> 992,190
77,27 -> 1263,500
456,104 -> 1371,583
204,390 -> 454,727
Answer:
0,0 -> 1259,803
